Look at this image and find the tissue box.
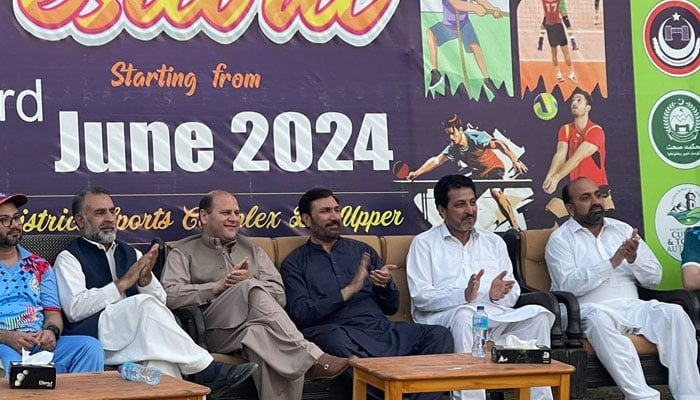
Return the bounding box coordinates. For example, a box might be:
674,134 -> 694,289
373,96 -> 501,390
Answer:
491,345 -> 551,364
9,362 -> 56,389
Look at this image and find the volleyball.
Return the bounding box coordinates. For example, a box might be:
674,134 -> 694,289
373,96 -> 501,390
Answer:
533,92 -> 558,121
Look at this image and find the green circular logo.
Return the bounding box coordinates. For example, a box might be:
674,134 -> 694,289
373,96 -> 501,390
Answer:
648,90 -> 700,169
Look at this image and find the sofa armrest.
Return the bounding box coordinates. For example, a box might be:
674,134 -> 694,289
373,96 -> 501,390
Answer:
515,291 -> 566,349
173,305 -> 208,349
550,290 -> 584,347
638,286 -> 700,331
151,237 -> 165,280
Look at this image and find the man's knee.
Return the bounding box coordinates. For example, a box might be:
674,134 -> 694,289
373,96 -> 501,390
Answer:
656,302 -> 692,327
417,325 -> 454,354
423,325 -> 454,353
583,310 -> 620,340
532,312 -> 555,329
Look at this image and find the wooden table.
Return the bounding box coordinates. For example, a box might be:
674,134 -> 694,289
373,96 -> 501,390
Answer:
0,371 -> 210,399
350,353 -> 575,400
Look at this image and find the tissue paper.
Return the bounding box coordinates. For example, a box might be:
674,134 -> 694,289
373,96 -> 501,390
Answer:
9,348 -> 56,389
491,335 -> 551,364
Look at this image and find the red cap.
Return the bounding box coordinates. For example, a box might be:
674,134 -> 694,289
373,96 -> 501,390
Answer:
0,193 -> 28,208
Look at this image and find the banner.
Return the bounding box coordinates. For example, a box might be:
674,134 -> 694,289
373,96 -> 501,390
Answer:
1,1 -> 642,251
632,0 -> 700,289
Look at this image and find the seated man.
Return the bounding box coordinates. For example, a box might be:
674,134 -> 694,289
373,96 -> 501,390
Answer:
0,193 -> 103,374
545,177 -> 700,399
407,175 -> 554,400
681,226 -> 700,291
161,190 -> 348,400
281,188 -> 454,400
53,187 -> 257,398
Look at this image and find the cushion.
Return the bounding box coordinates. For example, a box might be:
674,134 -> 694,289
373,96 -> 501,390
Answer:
380,235 -> 415,322
248,237 -> 275,264
582,336 -> 658,356
520,228 -> 556,292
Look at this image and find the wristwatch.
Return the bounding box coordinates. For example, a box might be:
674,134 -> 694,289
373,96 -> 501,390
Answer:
44,324 -> 61,338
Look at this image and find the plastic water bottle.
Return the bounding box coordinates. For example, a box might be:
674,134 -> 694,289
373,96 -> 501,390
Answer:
118,362 -> 162,385
472,305 -> 488,358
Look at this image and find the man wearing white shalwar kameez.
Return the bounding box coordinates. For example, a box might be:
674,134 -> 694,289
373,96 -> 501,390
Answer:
545,177 -> 700,400
407,175 -> 555,400
53,187 -> 257,398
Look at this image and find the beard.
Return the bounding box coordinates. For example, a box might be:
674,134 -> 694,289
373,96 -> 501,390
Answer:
310,221 -> 341,242
83,221 -> 117,245
447,214 -> 476,233
579,205 -> 605,226
0,229 -> 22,248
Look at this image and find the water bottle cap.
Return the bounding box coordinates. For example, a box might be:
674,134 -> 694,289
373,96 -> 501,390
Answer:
476,305 -> 484,310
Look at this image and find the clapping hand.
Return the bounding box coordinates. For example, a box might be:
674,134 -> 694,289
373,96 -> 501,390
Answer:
465,269 -> 484,302
489,271 -> 515,301
370,264 -> 397,288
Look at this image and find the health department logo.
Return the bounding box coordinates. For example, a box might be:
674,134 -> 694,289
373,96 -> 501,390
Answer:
655,184 -> 700,260
648,90 -> 700,169
643,0 -> 700,76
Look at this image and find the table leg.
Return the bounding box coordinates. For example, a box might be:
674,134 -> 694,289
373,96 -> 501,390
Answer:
553,375 -> 570,400
385,381 -> 403,400
353,375 -> 367,400
513,388 -> 531,400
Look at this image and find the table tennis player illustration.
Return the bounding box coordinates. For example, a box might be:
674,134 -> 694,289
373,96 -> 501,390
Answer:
393,114 -> 532,230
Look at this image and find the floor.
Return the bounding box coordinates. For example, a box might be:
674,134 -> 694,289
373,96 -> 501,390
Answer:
498,385 -> 672,399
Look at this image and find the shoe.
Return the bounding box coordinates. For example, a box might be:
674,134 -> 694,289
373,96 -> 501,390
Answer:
556,72 -> 564,82
568,71 -> 577,82
306,353 -> 349,379
483,77 -> 498,95
195,361 -> 258,398
570,37 -> 579,51
428,69 -> 444,90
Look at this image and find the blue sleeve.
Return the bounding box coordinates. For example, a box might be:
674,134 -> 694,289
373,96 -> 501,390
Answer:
40,267 -> 61,310
441,143 -> 454,160
682,227 -> 700,267
280,248 -> 346,329
467,130 -> 492,148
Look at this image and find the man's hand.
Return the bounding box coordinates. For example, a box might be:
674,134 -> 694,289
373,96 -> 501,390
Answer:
341,253 -> 370,301
542,175 -> 560,194
611,229 -> 640,267
464,269 -> 484,302
407,171 -> 419,181
0,331 -> 40,353
489,271 -> 515,301
370,264 -> 397,288
137,243 -> 160,287
213,257 -> 250,296
622,229 -> 640,264
512,160 -> 528,175
38,330 -> 57,352
116,243 -> 160,293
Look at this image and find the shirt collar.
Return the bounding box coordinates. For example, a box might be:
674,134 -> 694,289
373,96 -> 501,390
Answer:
81,236 -> 117,252
201,233 -> 236,251
17,245 -> 33,260
565,216 -> 621,235
438,222 -> 481,241
307,236 -> 343,252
